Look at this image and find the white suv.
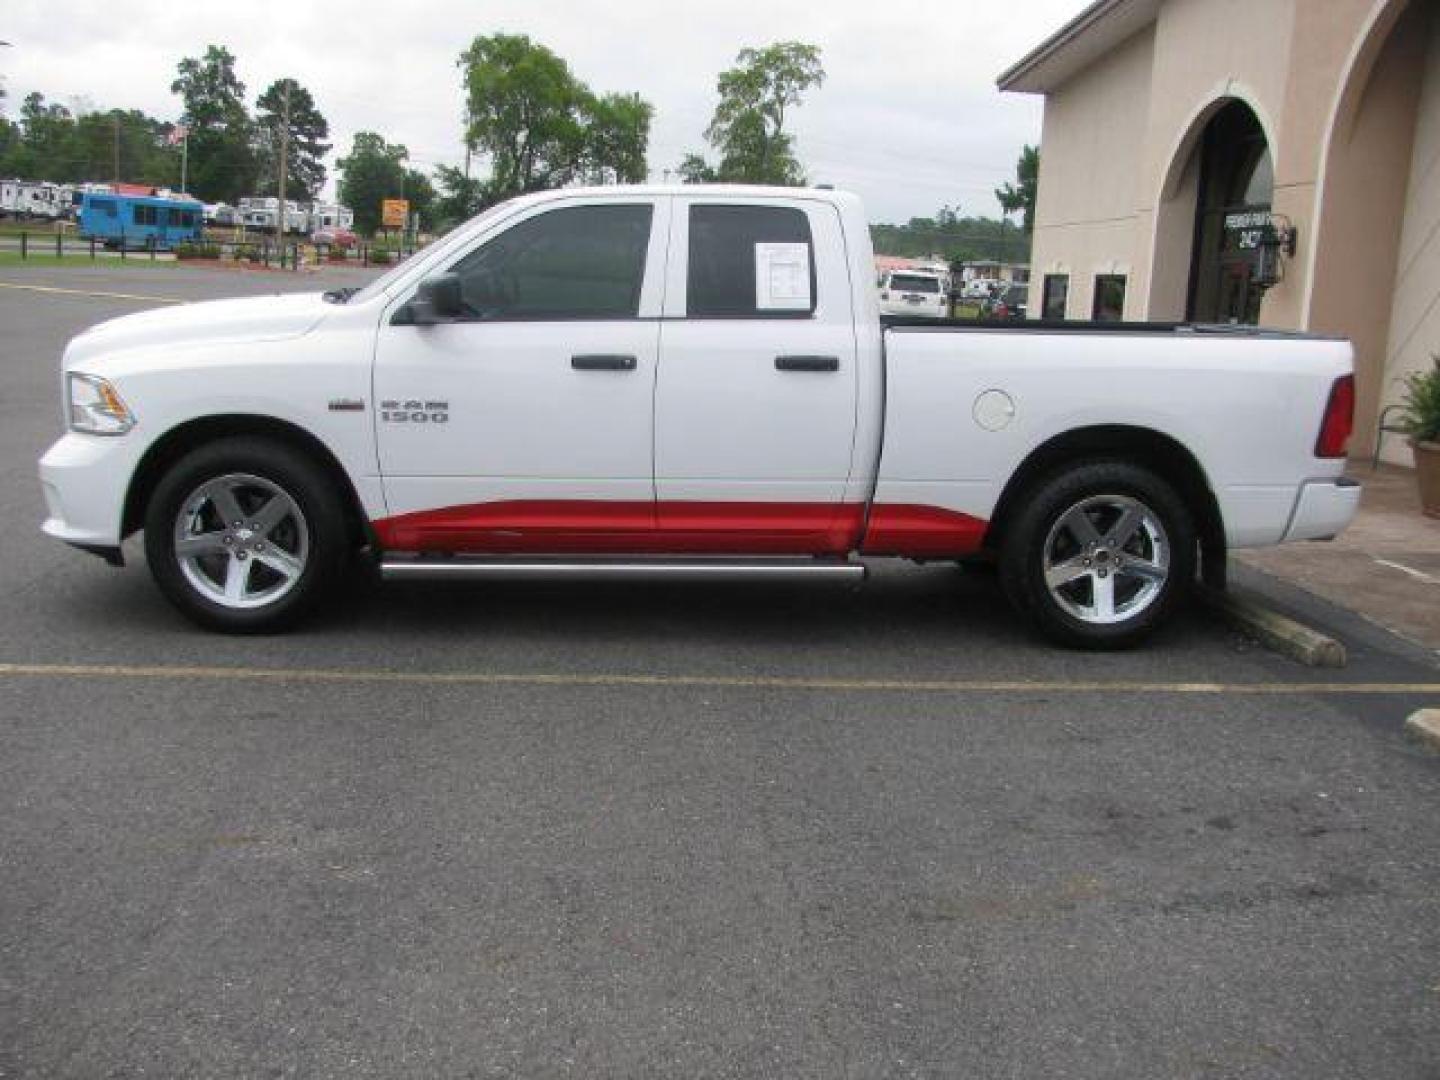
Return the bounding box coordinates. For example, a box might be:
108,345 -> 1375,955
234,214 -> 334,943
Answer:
877,270 -> 949,319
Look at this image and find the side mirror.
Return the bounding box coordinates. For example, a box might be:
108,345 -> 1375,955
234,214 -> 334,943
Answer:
406,272 -> 463,325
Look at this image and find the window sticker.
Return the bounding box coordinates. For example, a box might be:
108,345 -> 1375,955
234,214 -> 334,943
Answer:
754,242 -> 812,310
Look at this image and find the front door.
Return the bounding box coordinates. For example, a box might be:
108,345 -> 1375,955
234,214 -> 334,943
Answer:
653,197 -> 861,553
373,196 -> 669,553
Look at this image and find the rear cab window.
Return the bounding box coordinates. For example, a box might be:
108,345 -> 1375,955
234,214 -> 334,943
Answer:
664,196 -> 857,328
682,203 -> 819,320
888,274 -> 941,294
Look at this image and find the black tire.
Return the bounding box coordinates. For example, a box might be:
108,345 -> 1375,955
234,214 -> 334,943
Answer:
142,436 -> 348,633
999,460 -> 1195,649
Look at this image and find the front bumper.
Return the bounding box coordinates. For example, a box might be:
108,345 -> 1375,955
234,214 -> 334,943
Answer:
1283,477 -> 1362,542
38,431 -> 144,552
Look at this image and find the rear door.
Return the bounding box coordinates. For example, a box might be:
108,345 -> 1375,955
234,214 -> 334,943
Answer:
372,195 -> 669,553
653,198 -> 861,553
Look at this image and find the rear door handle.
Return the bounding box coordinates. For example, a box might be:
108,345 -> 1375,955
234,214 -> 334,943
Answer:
571,354 -> 637,371
775,355 -> 839,372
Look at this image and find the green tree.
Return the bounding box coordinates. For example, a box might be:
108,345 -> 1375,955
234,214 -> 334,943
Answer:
995,144 -> 1039,233
458,33 -> 653,202
0,92 -> 181,185
254,77 -> 330,201
403,167 -> 436,230
337,131 -> 409,235
676,153 -> 716,184
584,92 -> 652,184
432,163 -> 486,230
870,207 -> 1030,265
67,109 -> 179,186
171,45 -> 258,202
683,41 -> 824,186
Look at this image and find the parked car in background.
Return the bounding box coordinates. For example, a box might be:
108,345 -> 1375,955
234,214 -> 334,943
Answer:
878,270 -> 950,319
988,284 -> 1029,320
311,227 -> 358,250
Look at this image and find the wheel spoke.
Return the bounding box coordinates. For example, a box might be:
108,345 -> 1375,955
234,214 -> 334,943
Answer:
1091,573 -> 1116,619
175,532 -> 228,558
256,548 -> 303,582
223,556 -> 250,602
1121,557 -> 1167,584
207,482 -> 246,527
251,494 -> 292,537
1106,504 -> 1144,549
1045,556 -> 1090,591
1060,505 -> 1102,546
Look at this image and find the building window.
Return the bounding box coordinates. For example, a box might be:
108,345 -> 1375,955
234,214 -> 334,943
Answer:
1092,274 -> 1127,321
1041,274 -> 1068,320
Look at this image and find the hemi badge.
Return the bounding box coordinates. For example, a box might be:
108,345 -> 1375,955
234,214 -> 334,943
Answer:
328,398 -> 366,412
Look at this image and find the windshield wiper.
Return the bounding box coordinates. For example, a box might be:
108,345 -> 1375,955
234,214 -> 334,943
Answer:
323,286 -> 361,304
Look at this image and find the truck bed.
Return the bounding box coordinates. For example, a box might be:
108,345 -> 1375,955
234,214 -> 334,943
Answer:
882,315 -> 1341,340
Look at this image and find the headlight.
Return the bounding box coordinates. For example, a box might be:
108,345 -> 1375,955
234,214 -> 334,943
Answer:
67,373 -> 136,435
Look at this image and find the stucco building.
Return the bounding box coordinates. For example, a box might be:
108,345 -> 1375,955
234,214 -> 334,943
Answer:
999,0 -> 1439,462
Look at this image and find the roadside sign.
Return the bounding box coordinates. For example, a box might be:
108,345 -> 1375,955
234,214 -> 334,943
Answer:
381,199 -> 410,230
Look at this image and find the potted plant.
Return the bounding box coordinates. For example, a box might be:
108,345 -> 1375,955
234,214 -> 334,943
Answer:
1397,353 -> 1440,518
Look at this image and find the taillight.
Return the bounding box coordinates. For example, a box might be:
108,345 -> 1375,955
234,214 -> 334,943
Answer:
1315,374 -> 1355,458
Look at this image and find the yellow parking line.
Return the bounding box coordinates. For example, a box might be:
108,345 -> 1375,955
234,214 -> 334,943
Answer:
0,281 -> 185,304
0,661 -> 1435,696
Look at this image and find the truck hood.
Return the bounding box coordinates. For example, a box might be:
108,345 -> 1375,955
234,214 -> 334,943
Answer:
64,291 -> 331,368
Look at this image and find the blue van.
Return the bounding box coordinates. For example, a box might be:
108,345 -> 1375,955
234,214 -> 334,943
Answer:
78,193 -> 205,251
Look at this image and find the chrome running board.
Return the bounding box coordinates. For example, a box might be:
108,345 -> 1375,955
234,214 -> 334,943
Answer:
380,556 -> 867,583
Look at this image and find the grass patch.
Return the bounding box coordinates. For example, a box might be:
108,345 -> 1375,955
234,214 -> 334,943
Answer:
0,252 -> 177,269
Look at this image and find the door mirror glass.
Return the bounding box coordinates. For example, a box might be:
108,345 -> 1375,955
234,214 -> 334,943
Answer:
407,272 -> 464,324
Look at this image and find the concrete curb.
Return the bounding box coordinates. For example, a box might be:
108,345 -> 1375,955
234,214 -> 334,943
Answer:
1405,709 -> 1440,751
1201,587 -> 1348,668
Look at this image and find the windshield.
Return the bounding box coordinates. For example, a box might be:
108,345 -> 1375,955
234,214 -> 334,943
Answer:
889,274 -> 941,294
346,200 -> 517,305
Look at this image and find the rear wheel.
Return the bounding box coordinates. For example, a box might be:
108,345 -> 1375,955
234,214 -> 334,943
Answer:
143,438 -> 347,632
1000,461 -> 1195,649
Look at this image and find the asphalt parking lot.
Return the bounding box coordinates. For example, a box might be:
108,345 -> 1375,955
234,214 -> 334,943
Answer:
2,264 -> 1440,1079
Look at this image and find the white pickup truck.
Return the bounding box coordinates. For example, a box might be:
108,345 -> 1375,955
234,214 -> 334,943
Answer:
39,185 -> 1360,647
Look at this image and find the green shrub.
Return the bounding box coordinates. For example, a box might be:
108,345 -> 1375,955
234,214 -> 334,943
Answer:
1398,354 -> 1440,444
174,241 -> 220,260
368,245 -> 392,266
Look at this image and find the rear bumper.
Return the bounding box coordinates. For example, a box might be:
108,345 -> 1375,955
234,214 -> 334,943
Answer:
1283,477 -> 1361,542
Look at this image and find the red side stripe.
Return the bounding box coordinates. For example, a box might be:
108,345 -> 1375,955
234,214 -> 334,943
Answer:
373,499 -> 987,558
860,503 -> 988,556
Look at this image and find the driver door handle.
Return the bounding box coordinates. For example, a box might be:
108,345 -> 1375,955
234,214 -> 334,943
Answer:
775,354 -> 839,372
571,354 -> 637,371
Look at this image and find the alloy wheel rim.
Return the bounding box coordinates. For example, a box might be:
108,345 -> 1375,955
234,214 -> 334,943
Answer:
173,473 -> 310,610
1042,493 -> 1169,625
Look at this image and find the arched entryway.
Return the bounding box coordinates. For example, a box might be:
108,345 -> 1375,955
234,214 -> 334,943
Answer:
1147,93 -> 1275,324
1187,102 -> 1273,324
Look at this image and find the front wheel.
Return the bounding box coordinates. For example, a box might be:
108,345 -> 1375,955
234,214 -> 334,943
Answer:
143,437 -> 347,632
1000,461 -> 1195,649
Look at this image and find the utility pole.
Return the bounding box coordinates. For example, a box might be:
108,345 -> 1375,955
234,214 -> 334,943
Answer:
276,81 -> 291,241
112,114 -> 120,182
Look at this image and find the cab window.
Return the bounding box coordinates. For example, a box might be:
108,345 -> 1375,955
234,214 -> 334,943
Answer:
687,205 -> 816,319
448,203 -> 652,321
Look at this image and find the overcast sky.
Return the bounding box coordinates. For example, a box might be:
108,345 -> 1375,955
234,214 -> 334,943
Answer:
1,0 -> 1088,223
